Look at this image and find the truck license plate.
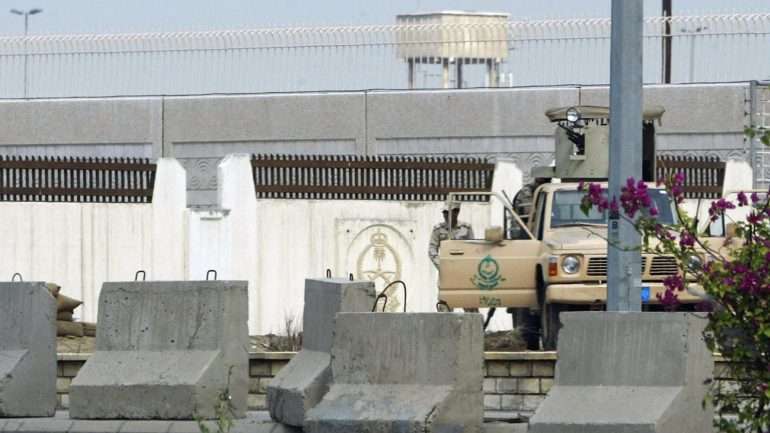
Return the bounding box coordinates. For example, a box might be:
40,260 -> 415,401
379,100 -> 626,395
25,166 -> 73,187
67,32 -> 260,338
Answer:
641,286 -> 650,303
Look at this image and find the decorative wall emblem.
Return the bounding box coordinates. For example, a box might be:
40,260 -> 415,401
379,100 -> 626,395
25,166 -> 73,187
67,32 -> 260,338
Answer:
356,228 -> 403,311
471,255 -> 505,290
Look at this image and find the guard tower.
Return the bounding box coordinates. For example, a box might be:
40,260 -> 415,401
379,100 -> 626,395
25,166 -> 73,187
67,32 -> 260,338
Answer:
532,105 -> 665,182
396,11 -> 509,89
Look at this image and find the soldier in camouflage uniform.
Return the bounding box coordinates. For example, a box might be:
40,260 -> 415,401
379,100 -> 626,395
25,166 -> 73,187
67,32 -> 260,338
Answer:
430,201 -> 476,313
428,201 -> 474,270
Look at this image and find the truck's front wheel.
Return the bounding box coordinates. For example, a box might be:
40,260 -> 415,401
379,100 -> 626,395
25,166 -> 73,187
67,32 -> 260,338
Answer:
541,301 -> 564,351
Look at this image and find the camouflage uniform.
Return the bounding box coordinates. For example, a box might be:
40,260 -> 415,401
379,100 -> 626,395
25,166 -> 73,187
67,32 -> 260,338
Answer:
428,221 -> 474,270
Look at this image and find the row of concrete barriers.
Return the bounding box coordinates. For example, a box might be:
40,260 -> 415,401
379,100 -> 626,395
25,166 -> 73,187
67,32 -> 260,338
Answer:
1,278 -> 485,432
2,278 -> 716,432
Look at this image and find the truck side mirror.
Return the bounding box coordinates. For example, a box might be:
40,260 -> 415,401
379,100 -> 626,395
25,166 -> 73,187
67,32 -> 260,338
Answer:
485,226 -> 504,243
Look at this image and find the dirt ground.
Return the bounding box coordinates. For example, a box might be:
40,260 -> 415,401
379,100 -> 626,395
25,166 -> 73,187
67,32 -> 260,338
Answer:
58,330 -> 525,353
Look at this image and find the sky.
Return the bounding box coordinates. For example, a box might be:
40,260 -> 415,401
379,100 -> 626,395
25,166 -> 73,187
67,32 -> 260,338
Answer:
1,0 -> 770,36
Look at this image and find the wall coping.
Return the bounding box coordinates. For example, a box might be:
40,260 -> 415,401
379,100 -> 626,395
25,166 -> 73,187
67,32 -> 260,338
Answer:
58,351 -> 559,362
58,350 -> 728,363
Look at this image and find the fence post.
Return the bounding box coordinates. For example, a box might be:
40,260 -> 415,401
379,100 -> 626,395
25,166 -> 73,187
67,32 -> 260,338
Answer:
218,154 -> 259,333
151,158 -> 187,280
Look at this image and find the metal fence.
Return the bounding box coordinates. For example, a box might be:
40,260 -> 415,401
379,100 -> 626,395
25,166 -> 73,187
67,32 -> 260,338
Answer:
250,154 -> 495,201
0,14 -> 769,98
751,82 -> 770,188
656,155 -> 726,199
0,156 -> 156,203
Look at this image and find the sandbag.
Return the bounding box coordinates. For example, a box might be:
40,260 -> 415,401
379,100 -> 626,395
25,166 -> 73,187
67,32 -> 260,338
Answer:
46,282 -> 61,297
82,322 -> 97,337
57,320 -> 84,337
57,311 -> 74,321
57,294 -> 82,313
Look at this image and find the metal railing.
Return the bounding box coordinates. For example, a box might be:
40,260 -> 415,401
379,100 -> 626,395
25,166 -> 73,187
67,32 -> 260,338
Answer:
0,155 -> 156,203
656,155 -> 726,199
250,154 -> 495,201
0,14 -> 768,98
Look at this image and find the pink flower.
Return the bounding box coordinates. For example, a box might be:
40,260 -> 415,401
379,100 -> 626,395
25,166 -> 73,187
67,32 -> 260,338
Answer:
609,197 -> 620,215
747,212 -> 765,225
656,289 -> 680,312
708,199 -> 736,222
619,177 -> 654,218
661,172 -> 686,204
679,230 -> 695,248
737,191 -> 749,207
664,274 -> 685,292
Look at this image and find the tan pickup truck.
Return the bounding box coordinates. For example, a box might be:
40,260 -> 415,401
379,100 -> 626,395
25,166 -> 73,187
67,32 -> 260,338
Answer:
439,183 -> 707,350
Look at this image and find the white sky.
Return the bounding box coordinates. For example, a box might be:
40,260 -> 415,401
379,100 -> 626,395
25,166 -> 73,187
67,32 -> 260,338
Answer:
1,0 -> 769,36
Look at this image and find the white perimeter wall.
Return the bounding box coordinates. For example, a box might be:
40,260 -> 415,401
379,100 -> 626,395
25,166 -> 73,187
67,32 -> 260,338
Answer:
0,155 -> 752,334
0,154 -> 520,334
0,158 -> 187,322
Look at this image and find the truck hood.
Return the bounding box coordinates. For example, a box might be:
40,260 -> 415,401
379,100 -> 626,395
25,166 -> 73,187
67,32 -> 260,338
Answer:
544,226 -> 609,252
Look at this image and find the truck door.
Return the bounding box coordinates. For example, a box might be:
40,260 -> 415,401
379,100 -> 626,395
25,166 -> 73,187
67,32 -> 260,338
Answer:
439,207 -> 540,309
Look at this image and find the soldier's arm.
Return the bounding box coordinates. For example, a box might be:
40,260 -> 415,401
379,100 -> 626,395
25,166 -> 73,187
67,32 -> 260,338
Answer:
428,229 -> 441,269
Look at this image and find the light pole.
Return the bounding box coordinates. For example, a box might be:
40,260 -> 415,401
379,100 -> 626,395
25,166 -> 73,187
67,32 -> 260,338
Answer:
661,0 -> 672,83
681,26 -> 707,83
9,8 -> 43,98
607,0 -> 644,312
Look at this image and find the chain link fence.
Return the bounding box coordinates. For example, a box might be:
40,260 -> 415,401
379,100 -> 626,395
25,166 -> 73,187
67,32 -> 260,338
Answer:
0,13 -> 769,98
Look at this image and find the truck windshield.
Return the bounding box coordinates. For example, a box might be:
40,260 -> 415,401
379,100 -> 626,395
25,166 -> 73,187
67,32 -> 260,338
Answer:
550,188 -> 676,228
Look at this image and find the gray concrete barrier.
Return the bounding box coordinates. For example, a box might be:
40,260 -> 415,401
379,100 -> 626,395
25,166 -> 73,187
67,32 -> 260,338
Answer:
69,281 -> 249,420
305,313 -> 484,433
529,312 -> 713,433
267,278 -> 375,427
0,282 -> 57,417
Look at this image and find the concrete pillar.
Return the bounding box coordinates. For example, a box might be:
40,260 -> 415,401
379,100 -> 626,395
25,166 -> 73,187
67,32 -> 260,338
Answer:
69,281 -> 249,420
0,282 -> 57,417
218,154 -> 259,333
723,159 -> 753,195
305,313 -> 484,433
151,158 -> 187,280
529,312 -> 714,433
267,278 -> 375,427
489,158 -> 523,229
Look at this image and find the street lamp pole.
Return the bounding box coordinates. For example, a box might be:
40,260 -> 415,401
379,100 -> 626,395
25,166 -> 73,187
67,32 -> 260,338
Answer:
9,8 -> 43,98
607,0 -> 644,312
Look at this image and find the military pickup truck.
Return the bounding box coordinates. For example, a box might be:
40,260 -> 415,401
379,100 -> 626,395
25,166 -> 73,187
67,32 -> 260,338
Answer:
438,105 -> 713,350
438,184 -> 706,350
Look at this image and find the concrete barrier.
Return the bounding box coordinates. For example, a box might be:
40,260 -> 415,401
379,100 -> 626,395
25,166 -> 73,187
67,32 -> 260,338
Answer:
267,278 -> 375,426
0,282 -> 57,417
69,281 -> 249,420
305,313 -> 484,433
529,312 -> 713,433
